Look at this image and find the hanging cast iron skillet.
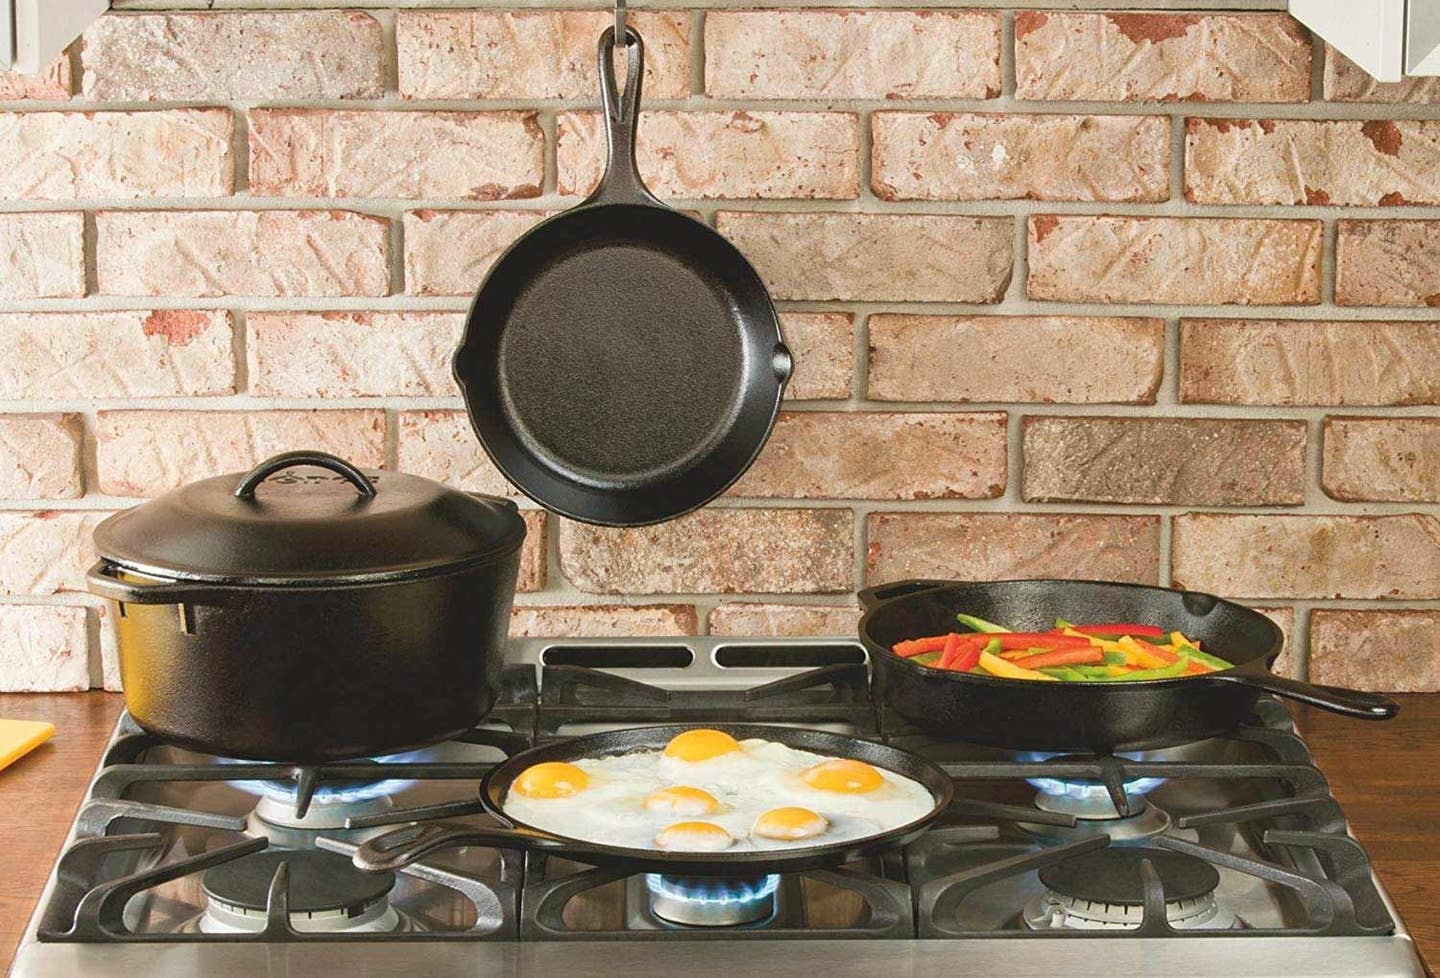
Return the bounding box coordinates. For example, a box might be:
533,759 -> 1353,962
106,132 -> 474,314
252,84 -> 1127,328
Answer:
451,26 -> 792,527
859,579 -> 1399,755
351,724 -> 953,876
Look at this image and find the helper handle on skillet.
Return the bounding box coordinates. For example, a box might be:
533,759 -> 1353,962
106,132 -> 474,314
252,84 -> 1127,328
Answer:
858,579 -> 954,610
353,821 -> 605,873
1208,669 -> 1399,720
587,25 -> 656,206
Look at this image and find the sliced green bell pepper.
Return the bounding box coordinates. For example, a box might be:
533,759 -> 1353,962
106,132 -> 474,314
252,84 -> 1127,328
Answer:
956,613 -> 1009,634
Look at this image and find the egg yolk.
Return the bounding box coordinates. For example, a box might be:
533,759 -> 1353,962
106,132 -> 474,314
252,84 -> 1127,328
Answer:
663,729 -> 742,763
753,806 -> 829,841
655,821 -> 734,851
644,785 -> 720,816
801,759 -> 885,794
511,761 -> 589,799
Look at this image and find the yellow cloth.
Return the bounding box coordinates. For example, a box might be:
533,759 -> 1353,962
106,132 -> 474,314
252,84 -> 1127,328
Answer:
0,718 -> 55,772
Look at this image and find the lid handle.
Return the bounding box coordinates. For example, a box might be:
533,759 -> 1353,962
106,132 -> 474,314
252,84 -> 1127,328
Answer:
234,451 -> 377,500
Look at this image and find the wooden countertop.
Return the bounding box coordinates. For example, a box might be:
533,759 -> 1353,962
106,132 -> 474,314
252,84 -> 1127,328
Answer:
1,692 -> 1434,974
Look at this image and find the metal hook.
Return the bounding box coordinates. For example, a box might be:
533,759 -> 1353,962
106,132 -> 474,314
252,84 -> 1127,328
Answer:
614,0 -> 628,46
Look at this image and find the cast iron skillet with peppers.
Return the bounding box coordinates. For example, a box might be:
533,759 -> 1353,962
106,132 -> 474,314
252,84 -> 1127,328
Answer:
859,579 -> 1399,754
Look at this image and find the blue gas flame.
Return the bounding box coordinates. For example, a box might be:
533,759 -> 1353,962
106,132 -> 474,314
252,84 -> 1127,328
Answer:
1018,751 -> 1167,801
644,874 -> 781,907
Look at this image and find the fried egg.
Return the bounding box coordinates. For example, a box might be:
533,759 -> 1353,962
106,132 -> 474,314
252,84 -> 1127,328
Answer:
753,806 -> 828,841
655,821 -> 734,851
501,729 -> 934,853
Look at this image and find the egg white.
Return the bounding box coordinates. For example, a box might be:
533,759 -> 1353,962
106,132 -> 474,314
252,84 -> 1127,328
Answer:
501,737 -> 934,853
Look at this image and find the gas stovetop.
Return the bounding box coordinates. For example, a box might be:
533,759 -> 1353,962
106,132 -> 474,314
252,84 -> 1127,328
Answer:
10,637 -> 1426,977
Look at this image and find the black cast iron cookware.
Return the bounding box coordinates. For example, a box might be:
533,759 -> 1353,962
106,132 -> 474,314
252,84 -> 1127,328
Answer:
86,450 -> 527,764
859,579 -> 1398,754
451,26 -> 791,527
352,723 -> 953,876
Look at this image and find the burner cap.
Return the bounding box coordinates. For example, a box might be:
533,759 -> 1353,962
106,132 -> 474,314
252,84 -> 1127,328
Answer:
1038,848 -> 1219,906
202,849 -> 396,914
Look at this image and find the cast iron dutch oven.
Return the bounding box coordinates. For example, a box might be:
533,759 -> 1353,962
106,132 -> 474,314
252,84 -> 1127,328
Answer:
350,724 -> 955,876
86,450 -> 527,764
860,579 -> 1399,754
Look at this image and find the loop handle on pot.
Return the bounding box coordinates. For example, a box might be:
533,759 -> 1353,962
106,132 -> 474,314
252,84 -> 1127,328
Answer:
234,450 -> 377,500
86,559 -> 216,606
589,24 -> 655,206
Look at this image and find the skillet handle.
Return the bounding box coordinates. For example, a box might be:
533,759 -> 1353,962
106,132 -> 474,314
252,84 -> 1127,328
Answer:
353,822 -> 589,873
1209,670 -> 1399,720
858,579 -> 953,611
589,25 -> 655,205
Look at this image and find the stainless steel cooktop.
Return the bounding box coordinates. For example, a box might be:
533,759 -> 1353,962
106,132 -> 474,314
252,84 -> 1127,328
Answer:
9,637 -> 1427,977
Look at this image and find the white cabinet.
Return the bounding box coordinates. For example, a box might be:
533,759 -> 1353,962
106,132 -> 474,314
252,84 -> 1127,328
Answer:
1292,0 -> 1440,81
2,0 -> 109,74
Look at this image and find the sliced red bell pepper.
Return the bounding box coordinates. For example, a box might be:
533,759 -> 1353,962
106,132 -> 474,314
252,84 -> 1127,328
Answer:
1009,647 -> 1106,669
940,633 -> 987,671
989,632 -> 1093,650
1067,622 -> 1167,638
893,635 -> 949,658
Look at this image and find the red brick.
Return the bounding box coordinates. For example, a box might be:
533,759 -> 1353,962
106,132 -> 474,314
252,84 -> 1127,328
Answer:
866,513 -> 1161,585
0,54 -> 71,100
96,211 -> 389,297
0,415 -> 82,499
517,511 -> 547,592
250,110 -> 543,201
397,410 -> 520,502
1186,119 -> 1440,206
0,605 -> 90,691
0,311 -> 234,399
1023,417 -> 1307,506
1180,319 -> 1440,406
706,10 -> 1000,99
1311,611 -> 1440,691
1015,12 -> 1310,102
397,10 -> 690,99
782,313 -> 853,401
730,412 -> 1007,500
248,313 -> 462,398
82,11 -> 384,100
1336,220 -> 1440,307
718,212 -> 1012,302
1255,607 -> 1297,678
1323,418 -> 1440,502
867,315 -> 1163,404
1172,514 -> 1440,599
708,603 -> 859,637
873,113 -> 1169,202
1027,216 -> 1321,305
1325,47 -> 1440,103
0,110 -> 231,200
0,212 -> 84,299
558,111 -> 858,200
560,509 -> 854,594
0,511 -> 105,595
96,410 -> 385,497
403,210 -> 552,297
511,604 -> 698,637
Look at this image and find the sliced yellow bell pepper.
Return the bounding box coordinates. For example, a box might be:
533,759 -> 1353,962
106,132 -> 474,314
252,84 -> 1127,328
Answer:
1115,635 -> 1170,669
978,650 -> 1060,681
1170,631 -> 1201,651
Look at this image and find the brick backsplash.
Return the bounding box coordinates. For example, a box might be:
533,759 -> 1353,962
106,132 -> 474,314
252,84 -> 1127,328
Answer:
0,5 -> 1436,694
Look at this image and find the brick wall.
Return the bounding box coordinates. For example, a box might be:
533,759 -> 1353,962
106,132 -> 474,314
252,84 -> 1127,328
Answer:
0,3 -> 1436,693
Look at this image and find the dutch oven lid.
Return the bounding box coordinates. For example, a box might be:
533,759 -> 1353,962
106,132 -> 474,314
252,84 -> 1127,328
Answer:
93,450 -> 527,586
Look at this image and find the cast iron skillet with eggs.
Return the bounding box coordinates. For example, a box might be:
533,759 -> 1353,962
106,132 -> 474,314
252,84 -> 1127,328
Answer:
352,724 -> 954,876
